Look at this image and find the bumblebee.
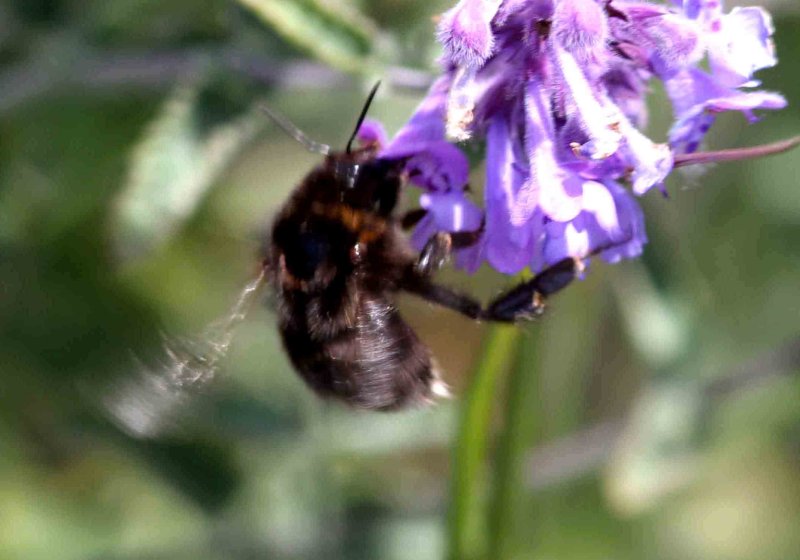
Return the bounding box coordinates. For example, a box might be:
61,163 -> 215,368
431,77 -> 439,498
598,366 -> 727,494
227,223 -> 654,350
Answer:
264,84 -> 582,410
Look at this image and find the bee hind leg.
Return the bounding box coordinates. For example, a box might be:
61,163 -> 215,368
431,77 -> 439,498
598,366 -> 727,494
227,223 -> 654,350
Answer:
483,257 -> 582,322
402,272 -> 483,320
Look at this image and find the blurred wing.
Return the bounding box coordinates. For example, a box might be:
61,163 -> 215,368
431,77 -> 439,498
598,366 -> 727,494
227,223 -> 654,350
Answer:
100,268 -> 268,438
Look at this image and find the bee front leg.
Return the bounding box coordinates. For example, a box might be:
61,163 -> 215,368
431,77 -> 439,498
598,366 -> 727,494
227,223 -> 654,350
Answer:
415,229 -> 483,277
400,208 -> 428,230
400,210 -> 449,275
400,208 -> 483,276
483,258 -> 583,322
415,232 -> 453,276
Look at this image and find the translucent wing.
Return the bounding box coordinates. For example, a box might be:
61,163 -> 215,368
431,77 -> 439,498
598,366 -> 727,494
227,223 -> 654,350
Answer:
101,268 -> 268,438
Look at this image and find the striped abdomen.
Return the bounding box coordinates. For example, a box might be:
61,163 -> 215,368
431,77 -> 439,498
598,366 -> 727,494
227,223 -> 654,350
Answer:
280,295 -> 446,410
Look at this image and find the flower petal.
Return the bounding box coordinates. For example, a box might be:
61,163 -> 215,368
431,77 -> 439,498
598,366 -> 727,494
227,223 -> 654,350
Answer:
446,66 -> 480,141
405,141 -> 471,192
618,116 -> 673,194
552,0 -> 608,63
446,44 -> 522,140
639,13 -> 704,78
708,7 -> 777,88
552,46 -> 623,160
483,116 -> 542,274
540,180 -> 647,267
420,191 -> 482,232
666,68 -> 787,152
525,77 -> 584,222
356,118 -> 388,148
706,90 -> 787,115
581,180 -> 621,236
599,181 -> 648,263
437,0 -> 503,67
381,76 -> 451,159
495,0 -> 553,27
602,62 -> 649,129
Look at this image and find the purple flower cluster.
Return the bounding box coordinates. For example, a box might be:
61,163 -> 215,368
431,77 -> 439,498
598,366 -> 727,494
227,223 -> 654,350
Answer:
376,0 -> 785,274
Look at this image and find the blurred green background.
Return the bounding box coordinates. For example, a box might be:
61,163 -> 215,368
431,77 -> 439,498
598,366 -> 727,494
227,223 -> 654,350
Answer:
0,1 -> 799,559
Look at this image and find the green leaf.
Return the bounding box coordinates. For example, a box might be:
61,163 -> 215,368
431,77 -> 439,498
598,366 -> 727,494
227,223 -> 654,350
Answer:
112,80 -> 265,261
237,0 -> 377,73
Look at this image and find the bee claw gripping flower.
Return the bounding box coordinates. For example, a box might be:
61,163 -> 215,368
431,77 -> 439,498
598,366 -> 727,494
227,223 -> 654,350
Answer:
378,0 -> 788,275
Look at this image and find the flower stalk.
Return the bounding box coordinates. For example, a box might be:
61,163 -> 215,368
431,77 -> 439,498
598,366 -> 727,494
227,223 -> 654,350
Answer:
449,324 -> 522,560
672,135 -> 800,168
489,327 -> 543,560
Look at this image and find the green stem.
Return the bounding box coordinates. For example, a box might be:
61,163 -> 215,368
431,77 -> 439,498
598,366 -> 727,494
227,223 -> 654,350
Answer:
448,324 -> 522,560
489,329 -> 542,560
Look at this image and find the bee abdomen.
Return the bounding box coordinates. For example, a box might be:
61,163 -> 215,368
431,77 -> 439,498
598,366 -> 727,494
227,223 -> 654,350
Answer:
280,298 -> 445,410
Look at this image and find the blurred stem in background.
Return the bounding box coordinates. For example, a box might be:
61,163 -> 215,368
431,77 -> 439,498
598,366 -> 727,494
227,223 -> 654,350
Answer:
0,46 -> 433,117
448,324 -> 522,560
489,327 -> 543,560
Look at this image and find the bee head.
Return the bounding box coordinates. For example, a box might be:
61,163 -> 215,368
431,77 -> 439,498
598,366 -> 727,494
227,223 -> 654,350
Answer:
323,151 -> 402,215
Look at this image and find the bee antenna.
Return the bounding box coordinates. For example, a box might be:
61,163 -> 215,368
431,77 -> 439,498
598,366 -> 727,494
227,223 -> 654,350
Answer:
259,103 -> 331,156
346,81 -> 382,155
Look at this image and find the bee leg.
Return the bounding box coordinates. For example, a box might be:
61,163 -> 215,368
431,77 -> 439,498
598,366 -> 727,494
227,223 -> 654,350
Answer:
403,273 -> 483,320
415,232 -> 453,276
401,207 -> 484,275
400,208 -> 428,230
415,229 -> 483,276
483,258 -> 583,322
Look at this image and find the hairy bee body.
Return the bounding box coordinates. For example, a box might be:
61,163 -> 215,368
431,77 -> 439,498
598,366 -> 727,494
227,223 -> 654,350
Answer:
262,85 -> 587,410
267,148 -> 446,410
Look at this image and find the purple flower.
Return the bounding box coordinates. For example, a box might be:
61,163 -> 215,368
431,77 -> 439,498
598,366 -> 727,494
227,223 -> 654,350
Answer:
662,1 -> 785,152
437,0 -> 504,68
355,118 -> 388,147
377,0 -> 786,275
552,0 -> 609,64
666,67 -> 786,153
